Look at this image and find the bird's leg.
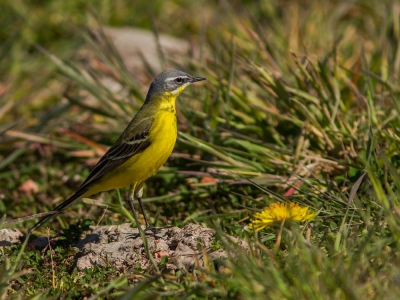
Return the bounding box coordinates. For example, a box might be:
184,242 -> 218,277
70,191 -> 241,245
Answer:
127,184 -> 143,230
135,183 -> 152,230
138,198 -> 151,229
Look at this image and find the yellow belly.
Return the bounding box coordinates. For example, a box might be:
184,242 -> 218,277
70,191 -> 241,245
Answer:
84,110 -> 177,196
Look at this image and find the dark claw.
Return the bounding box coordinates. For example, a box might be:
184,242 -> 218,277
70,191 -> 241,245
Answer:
145,225 -> 158,233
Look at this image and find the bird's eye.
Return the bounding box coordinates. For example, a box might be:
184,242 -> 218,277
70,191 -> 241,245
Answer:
175,77 -> 183,84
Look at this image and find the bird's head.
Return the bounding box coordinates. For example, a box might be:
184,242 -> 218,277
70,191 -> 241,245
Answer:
146,70 -> 207,100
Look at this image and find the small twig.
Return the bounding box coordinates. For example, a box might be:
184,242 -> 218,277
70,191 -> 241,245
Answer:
1,211 -> 57,228
46,228 -> 57,289
97,205 -> 109,226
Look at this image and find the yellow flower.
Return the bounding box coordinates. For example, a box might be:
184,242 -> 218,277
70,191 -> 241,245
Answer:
249,202 -> 318,231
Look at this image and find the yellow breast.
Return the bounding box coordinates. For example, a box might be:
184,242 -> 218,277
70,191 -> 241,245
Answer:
85,98 -> 178,196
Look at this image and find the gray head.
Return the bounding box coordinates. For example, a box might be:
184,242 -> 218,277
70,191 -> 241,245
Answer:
146,70 -> 206,100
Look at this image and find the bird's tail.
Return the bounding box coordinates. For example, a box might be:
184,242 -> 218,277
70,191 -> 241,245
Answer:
29,189 -> 87,233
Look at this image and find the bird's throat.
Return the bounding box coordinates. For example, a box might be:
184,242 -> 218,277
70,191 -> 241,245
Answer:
159,95 -> 177,114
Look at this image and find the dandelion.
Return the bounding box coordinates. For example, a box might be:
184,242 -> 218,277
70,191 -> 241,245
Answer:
249,202 -> 318,231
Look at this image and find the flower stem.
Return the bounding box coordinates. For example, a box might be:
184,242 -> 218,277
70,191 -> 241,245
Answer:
274,219 -> 285,254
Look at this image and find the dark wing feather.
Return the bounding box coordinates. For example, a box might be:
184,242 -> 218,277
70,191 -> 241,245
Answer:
30,117 -> 154,232
29,136 -> 151,233
78,128 -> 151,190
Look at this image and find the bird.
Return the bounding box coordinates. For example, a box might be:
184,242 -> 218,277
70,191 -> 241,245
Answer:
29,70 -> 206,232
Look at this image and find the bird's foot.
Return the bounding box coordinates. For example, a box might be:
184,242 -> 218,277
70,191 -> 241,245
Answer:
144,225 -> 160,233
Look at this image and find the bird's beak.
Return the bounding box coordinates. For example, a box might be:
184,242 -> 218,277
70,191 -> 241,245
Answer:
190,76 -> 207,83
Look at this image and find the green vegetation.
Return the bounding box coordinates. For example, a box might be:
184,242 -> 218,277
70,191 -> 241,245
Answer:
1,0 -> 400,298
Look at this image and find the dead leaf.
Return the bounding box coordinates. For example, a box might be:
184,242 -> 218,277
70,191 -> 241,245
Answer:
18,179 -> 39,197
200,177 -> 218,184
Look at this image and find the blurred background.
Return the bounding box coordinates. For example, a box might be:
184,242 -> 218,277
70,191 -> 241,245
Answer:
1,0 -> 400,298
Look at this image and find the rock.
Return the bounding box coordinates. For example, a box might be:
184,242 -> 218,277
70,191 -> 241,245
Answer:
74,223 -> 248,272
103,27 -> 192,74
0,228 -> 23,247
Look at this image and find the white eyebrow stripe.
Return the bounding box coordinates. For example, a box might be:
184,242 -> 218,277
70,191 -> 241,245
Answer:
165,76 -> 190,82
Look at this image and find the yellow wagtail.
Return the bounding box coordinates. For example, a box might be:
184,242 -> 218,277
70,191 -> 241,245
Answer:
30,70 -> 206,231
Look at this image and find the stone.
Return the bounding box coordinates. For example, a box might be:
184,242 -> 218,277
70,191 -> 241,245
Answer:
74,223 -> 248,272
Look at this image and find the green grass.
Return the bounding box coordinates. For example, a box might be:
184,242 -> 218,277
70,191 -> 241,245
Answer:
1,0 -> 400,298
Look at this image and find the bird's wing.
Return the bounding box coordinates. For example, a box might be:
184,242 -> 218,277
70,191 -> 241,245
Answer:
78,117 -> 154,190
29,117 -> 154,232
